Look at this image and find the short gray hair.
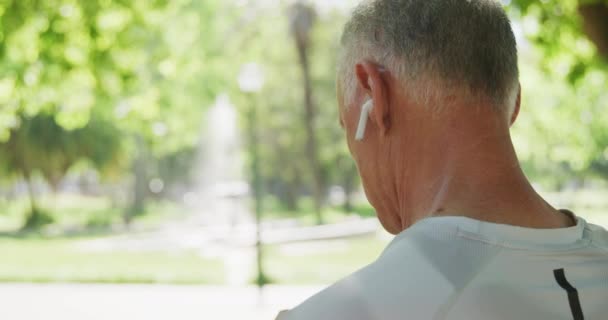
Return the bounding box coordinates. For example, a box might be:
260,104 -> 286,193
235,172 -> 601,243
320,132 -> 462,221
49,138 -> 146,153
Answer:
339,0 -> 519,111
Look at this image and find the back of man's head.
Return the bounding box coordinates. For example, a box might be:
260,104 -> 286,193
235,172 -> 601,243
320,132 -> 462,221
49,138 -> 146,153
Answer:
339,0 -> 519,112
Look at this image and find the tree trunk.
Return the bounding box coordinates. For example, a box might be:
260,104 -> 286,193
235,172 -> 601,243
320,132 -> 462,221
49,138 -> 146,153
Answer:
295,37 -> 325,225
22,173 -> 41,230
578,3 -> 608,59
46,168 -> 65,194
343,189 -> 353,214
126,135 -> 147,226
342,166 -> 357,213
284,168 -> 301,212
273,143 -> 300,212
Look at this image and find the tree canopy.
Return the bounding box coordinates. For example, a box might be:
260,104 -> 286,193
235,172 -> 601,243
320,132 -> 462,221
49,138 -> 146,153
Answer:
0,0 -> 606,229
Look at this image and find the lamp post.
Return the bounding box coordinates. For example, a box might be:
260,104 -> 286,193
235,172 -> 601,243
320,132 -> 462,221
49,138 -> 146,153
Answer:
238,63 -> 266,288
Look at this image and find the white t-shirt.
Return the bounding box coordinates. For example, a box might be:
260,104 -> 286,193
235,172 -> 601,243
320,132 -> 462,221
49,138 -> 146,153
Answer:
279,214 -> 608,320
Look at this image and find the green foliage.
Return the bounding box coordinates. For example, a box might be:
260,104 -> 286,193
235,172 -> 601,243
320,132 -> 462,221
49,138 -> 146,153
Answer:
0,0 -> 606,233
0,0 -> 244,227
508,0 -> 608,185
0,193 -> 189,234
0,112 -> 123,187
231,4 -> 358,211
510,0 -> 604,82
21,207 -> 54,230
0,0 -> 235,153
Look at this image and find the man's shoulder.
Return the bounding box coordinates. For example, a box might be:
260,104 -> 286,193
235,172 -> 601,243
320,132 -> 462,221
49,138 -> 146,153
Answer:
279,234 -> 442,320
586,221 -> 608,250
278,263 -> 378,320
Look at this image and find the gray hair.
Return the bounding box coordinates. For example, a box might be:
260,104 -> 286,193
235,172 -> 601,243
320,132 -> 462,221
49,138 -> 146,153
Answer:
338,0 -> 519,111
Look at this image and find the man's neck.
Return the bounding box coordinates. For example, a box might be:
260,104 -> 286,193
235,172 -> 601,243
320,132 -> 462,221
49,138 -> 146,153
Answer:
395,111 -> 573,231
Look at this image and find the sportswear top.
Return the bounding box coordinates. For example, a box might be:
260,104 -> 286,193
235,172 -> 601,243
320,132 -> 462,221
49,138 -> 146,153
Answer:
279,213 -> 608,320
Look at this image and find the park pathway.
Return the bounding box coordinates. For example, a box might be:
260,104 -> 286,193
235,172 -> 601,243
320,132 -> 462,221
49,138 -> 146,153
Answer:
78,217 -> 381,252
0,284 -> 323,320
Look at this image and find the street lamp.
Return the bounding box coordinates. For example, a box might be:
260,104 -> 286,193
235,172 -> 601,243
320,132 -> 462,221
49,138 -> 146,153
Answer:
238,63 -> 265,93
238,63 -> 267,289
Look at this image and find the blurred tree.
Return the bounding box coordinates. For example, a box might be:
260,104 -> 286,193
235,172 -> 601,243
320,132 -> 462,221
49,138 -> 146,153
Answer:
578,2 -> 608,58
0,112 -> 122,229
233,2 -> 359,220
510,0 -> 608,186
0,0 -> 240,223
288,1 -> 326,224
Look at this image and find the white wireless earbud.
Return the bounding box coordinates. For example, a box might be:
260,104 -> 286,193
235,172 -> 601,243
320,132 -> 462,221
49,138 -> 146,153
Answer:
355,99 -> 374,141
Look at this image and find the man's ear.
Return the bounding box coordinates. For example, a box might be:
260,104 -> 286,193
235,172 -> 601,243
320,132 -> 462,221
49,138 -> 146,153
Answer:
510,84 -> 521,127
355,61 -> 390,136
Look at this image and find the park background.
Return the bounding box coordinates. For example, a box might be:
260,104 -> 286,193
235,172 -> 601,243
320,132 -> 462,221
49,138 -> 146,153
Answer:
0,0 -> 607,319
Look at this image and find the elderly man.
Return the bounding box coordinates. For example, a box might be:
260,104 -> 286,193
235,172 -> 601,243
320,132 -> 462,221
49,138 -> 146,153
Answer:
277,0 -> 608,319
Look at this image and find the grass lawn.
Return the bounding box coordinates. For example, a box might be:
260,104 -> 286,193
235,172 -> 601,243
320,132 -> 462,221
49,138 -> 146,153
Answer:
0,236 -> 225,284
0,193 -> 387,285
0,233 -> 390,285
0,189 -> 603,285
265,235 -> 390,285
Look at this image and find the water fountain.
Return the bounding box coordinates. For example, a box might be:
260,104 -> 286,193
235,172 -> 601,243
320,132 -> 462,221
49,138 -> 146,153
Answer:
189,93 -> 251,227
